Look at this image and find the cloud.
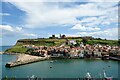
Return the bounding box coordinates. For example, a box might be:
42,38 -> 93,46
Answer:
0,13 -> 10,16
0,25 -> 37,37
101,21 -> 110,25
77,4 -> 118,27
71,24 -> 100,31
87,0 -> 119,2
80,17 -> 98,23
78,16 -> 104,27
0,25 -> 22,32
3,0 -> 120,2
59,27 -> 118,40
77,28 -> 118,40
15,27 -> 23,31
24,33 -> 37,37
8,1 -> 118,30
9,2 -> 115,28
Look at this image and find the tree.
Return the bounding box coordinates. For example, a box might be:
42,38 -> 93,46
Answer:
118,39 -> 120,46
75,40 -> 80,47
82,37 -> 88,44
26,48 -> 34,54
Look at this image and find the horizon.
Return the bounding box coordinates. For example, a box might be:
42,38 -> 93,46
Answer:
0,0 -> 119,46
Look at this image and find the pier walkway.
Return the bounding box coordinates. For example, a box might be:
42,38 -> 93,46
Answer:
0,52 -> 4,54
5,54 -> 50,68
109,56 -> 120,61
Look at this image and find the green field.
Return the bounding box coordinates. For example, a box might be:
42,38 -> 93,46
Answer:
5,45 -> 28,53
87,40 -> 118,46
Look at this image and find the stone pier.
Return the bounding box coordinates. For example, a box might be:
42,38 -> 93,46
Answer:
5,54 -> 50,68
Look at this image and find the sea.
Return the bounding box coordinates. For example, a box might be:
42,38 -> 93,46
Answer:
0,46 -> 120,79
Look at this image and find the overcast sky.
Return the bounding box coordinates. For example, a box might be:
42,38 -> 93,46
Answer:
0,0 -> 119,45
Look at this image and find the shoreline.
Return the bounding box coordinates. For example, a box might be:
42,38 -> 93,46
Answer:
3,52 -> 120,60
4,52 -> 120,68
0,52 -> 23,55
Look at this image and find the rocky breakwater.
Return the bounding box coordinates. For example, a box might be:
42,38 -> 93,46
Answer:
5,54 -> 50,68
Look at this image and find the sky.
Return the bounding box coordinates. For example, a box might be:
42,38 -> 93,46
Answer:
0,0 -> 119,46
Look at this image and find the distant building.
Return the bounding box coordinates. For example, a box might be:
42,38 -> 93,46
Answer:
61,35 -> 66,39
49,35 -> 58,39
59,34 -> 66,39
69,40 -> 76,45
66,40 -> 77,45
60,34 -> 62,38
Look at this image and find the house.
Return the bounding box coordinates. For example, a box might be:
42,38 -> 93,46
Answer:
69,48 -> 79,58
69,52 -> 78,57
79,53 -> 84,58
69,40 -> 76,45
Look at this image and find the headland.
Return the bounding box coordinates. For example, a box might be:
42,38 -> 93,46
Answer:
4,34 -> 120,67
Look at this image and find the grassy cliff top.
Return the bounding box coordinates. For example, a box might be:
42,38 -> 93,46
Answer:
5,45 -> 28,53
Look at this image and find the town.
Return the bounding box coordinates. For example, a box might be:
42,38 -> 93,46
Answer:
20,34 -> 120,60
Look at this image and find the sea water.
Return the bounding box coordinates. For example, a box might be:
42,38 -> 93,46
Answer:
0,46 -> 120,78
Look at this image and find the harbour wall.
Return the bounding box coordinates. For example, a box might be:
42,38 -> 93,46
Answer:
5,56 -> 50,68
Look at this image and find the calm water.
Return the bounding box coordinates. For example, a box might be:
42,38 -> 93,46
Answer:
0,46 -> 12,52
0,46 -> 120,78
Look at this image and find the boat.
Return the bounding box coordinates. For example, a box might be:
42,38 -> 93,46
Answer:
28,75 -> 38,80
50,61 -> 54,63
85,72 -> 92,80
103,70 -> 112,80
55,60 -> 57,61
84,70 -> 113,80
30,75 -> 35,78
102,55 -> 110,60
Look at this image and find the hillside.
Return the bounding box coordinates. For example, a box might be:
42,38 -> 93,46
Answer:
5,38 -> 119,53
5,38 -> 66,53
